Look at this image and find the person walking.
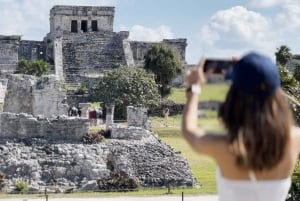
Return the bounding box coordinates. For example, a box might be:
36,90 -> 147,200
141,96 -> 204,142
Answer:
182,51 -> 300,201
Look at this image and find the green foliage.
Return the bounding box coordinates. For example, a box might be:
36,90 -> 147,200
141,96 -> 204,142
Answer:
278,64 -> 298,89
16,59 -> 50,76
90,67 -> 161,119
275,45 -> 293,66
0,171 -> 5,191
144,44 -> 183,98
75,83 -> 88,95
293,63 -> 300,82
15,180 -> 28,194
287,160 -> 300,201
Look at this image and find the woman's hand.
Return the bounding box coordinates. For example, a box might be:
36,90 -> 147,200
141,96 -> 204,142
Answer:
185,56 -> 207,86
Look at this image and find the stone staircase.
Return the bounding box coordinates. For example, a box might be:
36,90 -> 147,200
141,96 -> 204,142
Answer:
62,32 -> 127,84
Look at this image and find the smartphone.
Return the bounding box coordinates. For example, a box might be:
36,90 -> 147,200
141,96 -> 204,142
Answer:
203,58 -> 233,74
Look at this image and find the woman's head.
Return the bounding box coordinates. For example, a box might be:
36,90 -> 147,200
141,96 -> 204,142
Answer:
218,52 -> 294,170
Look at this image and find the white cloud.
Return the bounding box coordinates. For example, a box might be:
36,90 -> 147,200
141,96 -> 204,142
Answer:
247,0 -> 289,8
198,6 -> 278,59
275,2 -> 300,32
0,0 -> 116,40
121,25 -> 175,42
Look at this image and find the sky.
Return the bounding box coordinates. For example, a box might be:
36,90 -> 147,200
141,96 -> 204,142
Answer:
0,0 -> 300,64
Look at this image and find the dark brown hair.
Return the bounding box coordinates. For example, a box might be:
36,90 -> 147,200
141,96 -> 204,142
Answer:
218,86 -> 294,171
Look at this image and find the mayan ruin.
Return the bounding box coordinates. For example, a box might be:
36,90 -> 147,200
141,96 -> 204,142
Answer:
0,5 -> 196,193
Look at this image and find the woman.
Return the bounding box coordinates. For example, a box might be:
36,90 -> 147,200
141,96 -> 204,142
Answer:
182,52 -> 300,201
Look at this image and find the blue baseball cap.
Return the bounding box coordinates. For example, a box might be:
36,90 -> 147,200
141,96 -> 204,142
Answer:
232,52 -> 280,96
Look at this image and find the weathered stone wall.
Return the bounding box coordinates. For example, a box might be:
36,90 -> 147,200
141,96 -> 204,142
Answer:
3,74 -> 68,117
287,54 -> 300,73
62,31 -> 128,83
3,74 -> 35,114
50,6 -> 114,34
163,39 -> 187,62
0,35 -> 21,76
19,40 -> 47,61
129,39 -> 187,67
111,125 -> 153,140
127,106 -> 149,129
0,112 -> 89,141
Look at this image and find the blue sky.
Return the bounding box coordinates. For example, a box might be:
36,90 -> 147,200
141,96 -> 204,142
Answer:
0,0 -> 299,64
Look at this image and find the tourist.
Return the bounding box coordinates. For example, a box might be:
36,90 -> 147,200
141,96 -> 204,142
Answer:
92,108 -> 98,126
77,107 -> 82,117
88,108 -> 93,126
98,108 -> 103,124
182,51 -> 300,201
163,108 -> 170,127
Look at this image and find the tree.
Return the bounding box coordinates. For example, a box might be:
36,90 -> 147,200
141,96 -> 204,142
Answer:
278,64 -> 297,89
293,62 -> 300,82
144,44 -> 183,98
275,45 -> 292,67
16,59 -> 50,76
90,67 -> 161,119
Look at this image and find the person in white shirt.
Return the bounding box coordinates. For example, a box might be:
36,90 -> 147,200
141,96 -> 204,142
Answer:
182,52 -> 300,201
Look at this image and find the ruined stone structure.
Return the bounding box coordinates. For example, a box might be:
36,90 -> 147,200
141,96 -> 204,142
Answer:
0,35 -> 21,76
0,5 -> 195,193
0,106 -> 196,192
0,5 -> 187,85
3,74 -> 68,117
0,112 -> 89,142
286,54 -> 300,73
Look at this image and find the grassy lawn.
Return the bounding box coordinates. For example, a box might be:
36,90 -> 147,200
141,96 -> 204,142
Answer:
150,115 -> 223,194
168,83 -> 229,103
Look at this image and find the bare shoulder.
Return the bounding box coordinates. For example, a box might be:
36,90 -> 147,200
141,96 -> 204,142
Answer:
291,125 -> 300,142
291,125 -> 300,135
191,132 -> 228,158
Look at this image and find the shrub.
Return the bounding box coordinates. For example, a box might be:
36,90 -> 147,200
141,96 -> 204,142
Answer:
0,171 -> 5,191
82,130 -> 108,144
15,180 -> 28,194
16,59 -> 50,76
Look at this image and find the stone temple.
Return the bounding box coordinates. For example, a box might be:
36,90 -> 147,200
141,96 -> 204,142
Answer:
0,5 -> 187,84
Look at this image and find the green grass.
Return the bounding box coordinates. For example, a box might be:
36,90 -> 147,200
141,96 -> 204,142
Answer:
169,83 -> 229,103
150,114 -> 225,194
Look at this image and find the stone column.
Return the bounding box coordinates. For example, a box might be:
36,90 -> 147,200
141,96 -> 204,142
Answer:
105,104 -> 115,128
127,106 -> 150,129
78,103 -> 90,118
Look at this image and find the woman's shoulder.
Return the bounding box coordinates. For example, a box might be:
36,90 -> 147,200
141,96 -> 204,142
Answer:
291,125 -> 300,139
291,125 -> 300,153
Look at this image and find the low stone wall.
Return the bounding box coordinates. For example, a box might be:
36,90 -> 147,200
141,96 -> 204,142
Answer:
0,112 -> 89,142
111,125 -> 154,140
